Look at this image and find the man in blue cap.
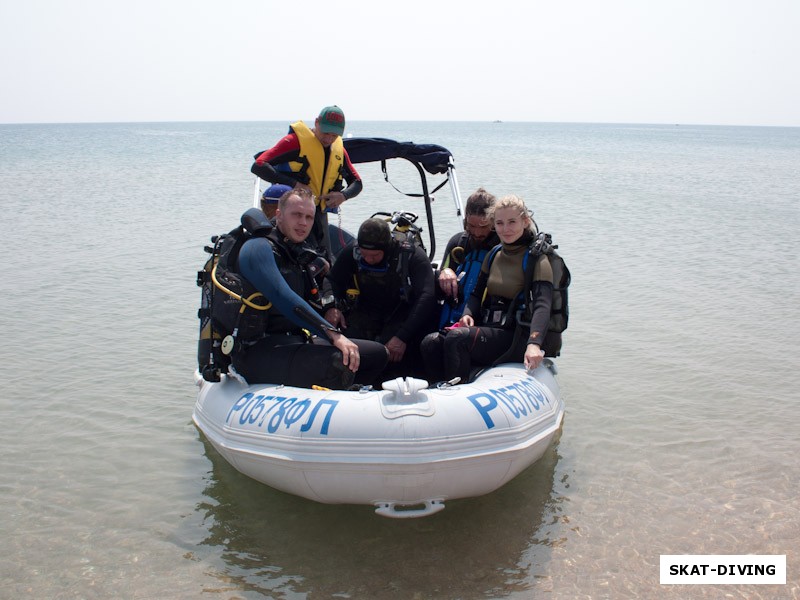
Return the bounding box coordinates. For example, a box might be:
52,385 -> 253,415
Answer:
251,106 -> 363,258
260,183 -> 293,219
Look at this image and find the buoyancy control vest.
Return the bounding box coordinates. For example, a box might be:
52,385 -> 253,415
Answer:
196,209 -> 328,382
346,238 -> 416,310
438,232 -> 493,328
287,121 -> 344,204
484,231 -> 571,334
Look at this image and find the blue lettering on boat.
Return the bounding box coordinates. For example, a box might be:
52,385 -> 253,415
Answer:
227,393 -> 339,435
467,379 -> 551,429
496,387 -> 525,417
467,392 -> 497,428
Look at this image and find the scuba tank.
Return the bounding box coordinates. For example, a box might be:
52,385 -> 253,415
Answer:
196,209 -> 274,382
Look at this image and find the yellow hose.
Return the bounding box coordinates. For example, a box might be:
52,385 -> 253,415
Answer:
211,263 -> 272,311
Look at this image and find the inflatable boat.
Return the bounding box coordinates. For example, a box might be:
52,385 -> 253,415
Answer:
194,361 -> 563,518
193,138 -> 565,517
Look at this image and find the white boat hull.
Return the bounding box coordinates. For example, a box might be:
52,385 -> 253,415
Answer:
193,362 -> 564,518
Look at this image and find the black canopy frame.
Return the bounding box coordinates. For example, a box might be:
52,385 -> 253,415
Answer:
343,137 -> 463,261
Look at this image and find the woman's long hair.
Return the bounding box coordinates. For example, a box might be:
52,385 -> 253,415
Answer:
490,194 -> 538,235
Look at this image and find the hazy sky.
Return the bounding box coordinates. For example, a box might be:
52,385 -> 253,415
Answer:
2,0 -> 798,126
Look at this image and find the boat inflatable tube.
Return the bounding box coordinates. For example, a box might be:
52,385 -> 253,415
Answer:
193,361 -> 564,518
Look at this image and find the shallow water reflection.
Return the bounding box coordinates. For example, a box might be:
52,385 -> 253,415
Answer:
194,432 -> 565,598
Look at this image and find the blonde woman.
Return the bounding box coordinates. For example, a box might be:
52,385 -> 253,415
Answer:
420,195 -> 554,383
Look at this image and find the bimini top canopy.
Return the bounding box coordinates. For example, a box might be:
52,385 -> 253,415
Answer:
343,138 -> 463,260
343,138 -> 454,175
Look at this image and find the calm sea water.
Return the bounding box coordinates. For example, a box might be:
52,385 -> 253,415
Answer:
1,120 -> 798,599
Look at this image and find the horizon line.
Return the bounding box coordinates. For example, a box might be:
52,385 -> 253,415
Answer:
2,118 -> 798,129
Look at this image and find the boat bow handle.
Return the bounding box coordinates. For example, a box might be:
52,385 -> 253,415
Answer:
374,499 -> 446,519
381,377 -> 429,403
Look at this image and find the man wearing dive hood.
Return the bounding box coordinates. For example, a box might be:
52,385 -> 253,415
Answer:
323,218 -> 436,381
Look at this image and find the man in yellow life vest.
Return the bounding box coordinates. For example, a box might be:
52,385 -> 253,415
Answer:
251,105 -> 363,258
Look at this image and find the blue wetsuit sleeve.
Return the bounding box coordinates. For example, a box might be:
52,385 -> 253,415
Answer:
238,237 -> 335,338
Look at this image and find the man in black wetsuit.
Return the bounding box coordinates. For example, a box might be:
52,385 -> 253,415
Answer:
323,218 -> 436,380
435,187 -> 500,328
230,188 -> 387,389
